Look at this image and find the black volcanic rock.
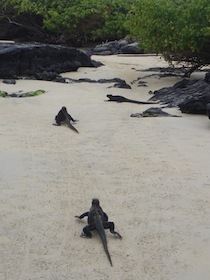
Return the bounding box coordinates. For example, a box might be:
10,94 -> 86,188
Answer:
92,39 -> 144,55
131,107 -> 180,118
63,77 -> 131,88
2,79 -> 16,84
120,42 -> 144,54
0,43 -> 101,79
108,80 -> 131,89
149,73 -> 210,114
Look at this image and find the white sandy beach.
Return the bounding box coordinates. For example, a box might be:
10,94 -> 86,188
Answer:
0,55 -> 210,280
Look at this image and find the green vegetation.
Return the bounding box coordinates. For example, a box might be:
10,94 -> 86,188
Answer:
0,89 -> 45,97
0,90 -> 8,97
1,0 -> 209,69
1,0 -> 131,44
22,90 -> 45,97
126,0 -> 210,68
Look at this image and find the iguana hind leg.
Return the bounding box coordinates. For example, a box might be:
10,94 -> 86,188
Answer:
81,224 -> 95,238
104,222 -> 122,239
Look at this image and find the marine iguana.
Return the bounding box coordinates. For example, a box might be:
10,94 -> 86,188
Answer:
75,198 -> 122,266
106,94 -> 158,104
53,106 -> 79,133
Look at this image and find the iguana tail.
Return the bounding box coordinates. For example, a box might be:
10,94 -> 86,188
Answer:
61,108 -> 79,133
65,120 -> 79,134
95,216 -> 113,266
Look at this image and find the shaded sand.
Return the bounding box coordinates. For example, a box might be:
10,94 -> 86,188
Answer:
1,55 -> 210,280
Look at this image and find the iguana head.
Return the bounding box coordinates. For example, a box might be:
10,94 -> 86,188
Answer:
92,198 -> 100,206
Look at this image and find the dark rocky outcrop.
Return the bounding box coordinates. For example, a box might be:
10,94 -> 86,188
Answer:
60,77 -> 131,89
32,72 -> 63,81
131,107 -> 181,118
64,77 -> 122,84
149,73 -> 210,114
2,79 -> 16,84
205,72 -> 210,83
0,43 -> 102,80
92,39 -> 144,55
207,103 -> 210,119
108,80 -> 131,89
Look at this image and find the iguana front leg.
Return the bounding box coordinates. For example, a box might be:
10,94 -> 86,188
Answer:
75,212 -> 89,219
